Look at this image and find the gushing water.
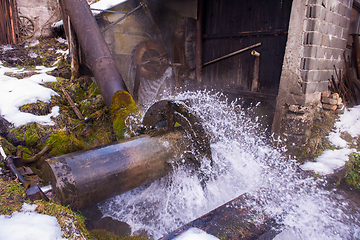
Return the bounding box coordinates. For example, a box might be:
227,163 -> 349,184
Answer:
99,91 -> 360,239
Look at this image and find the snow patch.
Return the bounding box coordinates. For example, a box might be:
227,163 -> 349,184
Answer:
174,228 -> 220,240
0,64 -> 59,127
0,203 -> 65,240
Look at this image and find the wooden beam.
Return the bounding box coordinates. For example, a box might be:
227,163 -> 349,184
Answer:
195,0 -> 204,83
203,42 -> 261,67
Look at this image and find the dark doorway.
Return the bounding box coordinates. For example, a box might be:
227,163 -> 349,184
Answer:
201,0 -> 293,101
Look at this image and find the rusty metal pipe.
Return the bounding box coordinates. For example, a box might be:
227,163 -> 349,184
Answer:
43,131 -> 189,209
60,0 -> 128,106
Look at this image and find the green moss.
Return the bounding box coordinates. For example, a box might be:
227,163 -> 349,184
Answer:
87,82 -> 102,97
43,130 -> 85,157
36,201 -> 90,239
109,91 -> 141,140
345,152 -> 360,189
0,178 -> 26,215
16,145 -> 32,159
0,137 -> 16,156
89,229 -> 150,240
10,123 -> 52,148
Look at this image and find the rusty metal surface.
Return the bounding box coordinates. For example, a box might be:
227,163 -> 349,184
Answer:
0,0 -> 18,45
60,0 -> 128,106
43,131 -> 189,209
142,100 -> 212,162
160,194 -> 278,240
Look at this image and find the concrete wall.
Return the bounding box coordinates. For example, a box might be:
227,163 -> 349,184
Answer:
17,0 -> 61,39
273,0 -> 354,146
301,0 -> 352,96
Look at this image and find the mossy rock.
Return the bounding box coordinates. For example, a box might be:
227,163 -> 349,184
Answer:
43,130 -> 85,157
109,91 -> 141,140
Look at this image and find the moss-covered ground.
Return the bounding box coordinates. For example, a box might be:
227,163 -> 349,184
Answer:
0,38 -> 148,239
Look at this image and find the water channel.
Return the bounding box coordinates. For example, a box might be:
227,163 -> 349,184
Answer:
98,90 -> 360,239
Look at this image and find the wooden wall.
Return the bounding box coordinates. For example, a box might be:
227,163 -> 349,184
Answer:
202,0 -> 293,98
0,0 -> 18,45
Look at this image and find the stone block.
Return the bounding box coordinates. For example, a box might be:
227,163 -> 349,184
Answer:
303,81 -> 329,94
322,97 -> 338,104
322,103 -> 337,110
316,46 -> 326,58
325,10 -> 336,24
331,93 -> 340,99
337,97 -> 343,105
303,46 -> 315,58
300,70 -> 309,82
307,5 -> 326,19
321,34 -> 331,47
320,70 -> 333,81
332,48 -> 342,60
327,59 -> 339,69
318,21 -> 329,34
304,32 -> 323,45
318,58 -> 328,69
303,19 -> 319,31
306,70 -> 321,82
342,27 -> 349,40
329,2 -> 340,13
340,15 -> 350,28
324,48 -> 332,59
327,23 -> 337,36
301,58 -> 309,70
337,3 -> 347,16
345,5 -> 352,18
321,91 -> 331,98
334,25 -> 343,38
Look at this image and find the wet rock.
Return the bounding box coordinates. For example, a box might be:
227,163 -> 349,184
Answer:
87,216 -> 131,238
0,117 -> 25,147
50,65 -> 71,79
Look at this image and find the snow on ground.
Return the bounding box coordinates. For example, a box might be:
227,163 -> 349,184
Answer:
301,106 -> 360,175
0,203 -> 65,240
174,228 -> 220,240
0,62 -> 59,127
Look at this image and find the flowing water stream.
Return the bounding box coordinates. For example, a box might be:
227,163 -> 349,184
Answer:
98,91 -> 360,239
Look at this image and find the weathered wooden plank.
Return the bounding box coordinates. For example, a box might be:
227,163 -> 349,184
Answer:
159,193 -> 278,240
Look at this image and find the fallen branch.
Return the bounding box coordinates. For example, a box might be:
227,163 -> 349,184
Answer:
60,86 -> 84,120
22,145 -> 51,164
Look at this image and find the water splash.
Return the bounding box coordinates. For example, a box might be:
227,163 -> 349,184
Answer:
99,90 -> 360,239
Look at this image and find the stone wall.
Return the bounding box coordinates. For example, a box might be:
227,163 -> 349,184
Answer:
301,0 -> 352,96
17,0 -> 61,39
273,0 -> 354,148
